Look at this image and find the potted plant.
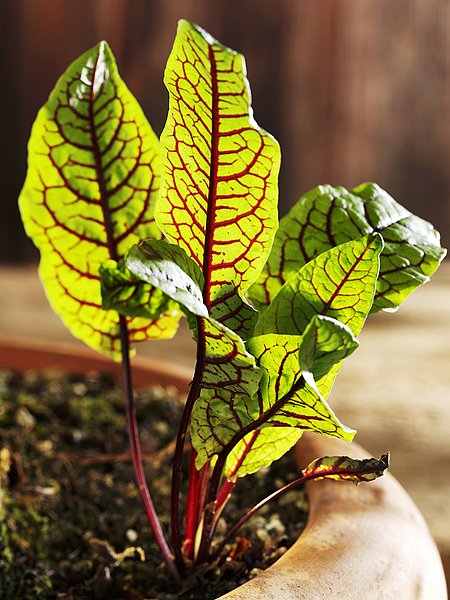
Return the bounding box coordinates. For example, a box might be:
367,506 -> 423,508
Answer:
15,19 -> 446,598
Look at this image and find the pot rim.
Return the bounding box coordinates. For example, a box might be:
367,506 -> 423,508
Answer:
0,336 -> 446,599
219,433 -> 447,599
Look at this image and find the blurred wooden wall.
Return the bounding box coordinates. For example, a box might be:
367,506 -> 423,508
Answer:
2,0 -> 449,261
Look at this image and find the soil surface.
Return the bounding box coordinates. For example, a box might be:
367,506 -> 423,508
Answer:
0,369 -> 307,599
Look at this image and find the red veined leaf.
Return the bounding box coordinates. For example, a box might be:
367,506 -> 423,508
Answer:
19,42 -> 180,358
156,20 -> 280,335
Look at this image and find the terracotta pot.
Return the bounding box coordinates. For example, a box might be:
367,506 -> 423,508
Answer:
1,338 -> 446,599
0,336 -> 191,394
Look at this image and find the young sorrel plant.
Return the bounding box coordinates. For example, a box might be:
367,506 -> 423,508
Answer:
19,20 -> 445,582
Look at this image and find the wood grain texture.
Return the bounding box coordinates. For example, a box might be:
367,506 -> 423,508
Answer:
5,0 -> 450,260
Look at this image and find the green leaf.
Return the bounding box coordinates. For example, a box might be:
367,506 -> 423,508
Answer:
126,239 -> 207,318
113,238 -> 260,396
249,183 -> 446,312
247,334 -> 355,441
200,319 -> 261,395
100,259 -> 179,320
255,234 -> 383,338
191,388 -> 250,469
302,453 -> 390,485
300,315 -> 359,385
157,19 -> 280,331
191,321 -> 358,470
209,290 -> 259,341
192,236 -> 379,471
19,41 -> 179,358
224,428 -> 302,480
355,184 -> 446,311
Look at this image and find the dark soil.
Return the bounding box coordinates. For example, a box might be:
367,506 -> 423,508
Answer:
0,369 -> 308,599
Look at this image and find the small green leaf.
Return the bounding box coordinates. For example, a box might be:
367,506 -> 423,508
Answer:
210,290 -> 259,341
248,334 -> 302,409
191,388 -> 251,469
355,184 -> 446,311
300,315 -> 359,384
157,19 -> 280,329
255,234 -> 383,338
200,318 -> 261,395
249,183 -> 446,312
122,240 -> 260,395
302,453 -> 390,485
224,428 -> 302,480
125,239 -> 207,318
100,259 -> 179,320
247,335 -> 355,441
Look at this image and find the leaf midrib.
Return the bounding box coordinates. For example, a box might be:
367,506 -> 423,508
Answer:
201,44 -> 219,308
88,47 -> 118,263
317,235 -> 377,317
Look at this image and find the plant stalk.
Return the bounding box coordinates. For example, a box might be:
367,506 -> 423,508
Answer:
210,473 -> 309,562
212,471 -> 328,562
170,322 -> 204,573
210,463 -> 381,562
119,316 -> 179,580
184,450 -> 201,561
197,378 -> 308,562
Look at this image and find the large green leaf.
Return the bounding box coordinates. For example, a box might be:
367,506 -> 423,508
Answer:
254,234 -> 383,338
19,42 -> 180,358
156,20 -> 280,334
249,183 -> 446,312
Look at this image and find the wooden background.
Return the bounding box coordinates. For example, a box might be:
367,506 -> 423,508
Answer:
1,0 -> 449,584
1,0 -> 449,261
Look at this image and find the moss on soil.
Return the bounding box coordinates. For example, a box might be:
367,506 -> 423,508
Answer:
0,370 -> 307,599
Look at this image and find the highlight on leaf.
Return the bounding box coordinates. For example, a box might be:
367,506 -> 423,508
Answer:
224,428 -> 303,480
302,453 -> 390,485
100,259 -> 180,321
125,239 -> 207,319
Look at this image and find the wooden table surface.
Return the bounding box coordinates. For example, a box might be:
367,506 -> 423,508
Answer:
1,263 -> 449,581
